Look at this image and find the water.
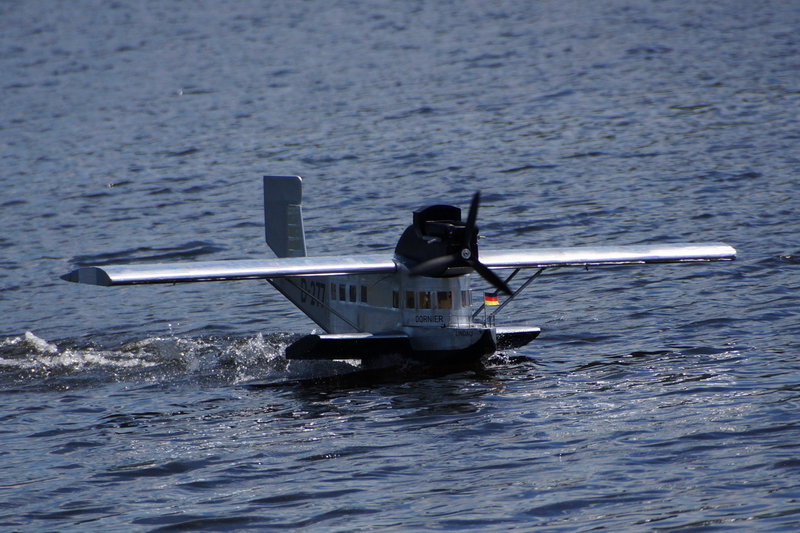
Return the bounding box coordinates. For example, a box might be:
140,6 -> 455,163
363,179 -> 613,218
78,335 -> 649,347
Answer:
2,0 -> 799,530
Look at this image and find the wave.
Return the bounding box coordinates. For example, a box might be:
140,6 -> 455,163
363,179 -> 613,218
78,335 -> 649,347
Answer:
0,331 -> 366,390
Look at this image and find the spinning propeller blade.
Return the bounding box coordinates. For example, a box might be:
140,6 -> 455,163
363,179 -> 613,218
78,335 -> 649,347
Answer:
408,253 -> 460,277
463,191 -> 480,247
410,191 -> 512,295
469,259 -> 511,296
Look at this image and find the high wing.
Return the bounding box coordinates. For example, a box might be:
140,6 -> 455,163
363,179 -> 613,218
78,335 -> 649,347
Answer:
480,243 -> 736,269
61,255 -> 397,286
61,243 -> 735,287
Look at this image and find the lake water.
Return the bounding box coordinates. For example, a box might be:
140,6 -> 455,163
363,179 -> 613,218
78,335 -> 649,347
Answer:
2,0 -> 799,530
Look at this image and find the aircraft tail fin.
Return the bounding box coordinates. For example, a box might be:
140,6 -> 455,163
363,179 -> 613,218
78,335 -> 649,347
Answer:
263,175 -> 307,258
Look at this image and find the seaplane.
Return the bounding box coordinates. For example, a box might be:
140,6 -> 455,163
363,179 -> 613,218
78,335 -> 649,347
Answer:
62,176 -> 736,365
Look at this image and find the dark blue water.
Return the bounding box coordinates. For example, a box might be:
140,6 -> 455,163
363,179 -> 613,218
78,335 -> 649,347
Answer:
2,0 -> 799,530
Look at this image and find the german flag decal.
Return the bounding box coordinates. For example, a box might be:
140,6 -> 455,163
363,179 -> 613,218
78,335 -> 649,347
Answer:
484,292 -> 499,306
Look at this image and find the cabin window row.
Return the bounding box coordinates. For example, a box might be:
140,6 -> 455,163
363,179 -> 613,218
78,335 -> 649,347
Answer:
391,290 -> 471,309
330,283 -> 368,303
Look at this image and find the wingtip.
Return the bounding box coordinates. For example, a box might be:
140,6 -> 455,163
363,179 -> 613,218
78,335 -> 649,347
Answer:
59,267 -> 113,286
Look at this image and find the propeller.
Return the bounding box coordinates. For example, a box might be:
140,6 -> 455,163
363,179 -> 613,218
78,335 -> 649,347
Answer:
410,191 -> 512,295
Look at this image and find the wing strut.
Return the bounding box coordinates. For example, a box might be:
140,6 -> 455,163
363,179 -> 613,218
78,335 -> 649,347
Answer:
473,268 -> 547,325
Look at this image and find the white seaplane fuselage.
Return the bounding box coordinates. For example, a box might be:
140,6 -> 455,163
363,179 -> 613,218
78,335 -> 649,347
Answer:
271,267 -> 483,352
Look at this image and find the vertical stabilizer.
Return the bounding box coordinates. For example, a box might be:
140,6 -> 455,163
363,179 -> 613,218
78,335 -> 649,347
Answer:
263,175 -> 307,258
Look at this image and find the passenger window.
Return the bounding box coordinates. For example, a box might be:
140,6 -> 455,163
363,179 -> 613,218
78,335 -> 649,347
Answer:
419,292 -> 432,309
339,285 -> 346,301
392,291 -> 399,309
405,291 -> 415,309
437,291 -> 452,309
331,283 -> 336,300
350,285 -> 357,302
361,285 -> 368,303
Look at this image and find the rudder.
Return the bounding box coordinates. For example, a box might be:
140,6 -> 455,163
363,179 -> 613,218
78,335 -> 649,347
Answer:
263,175 -> 307,258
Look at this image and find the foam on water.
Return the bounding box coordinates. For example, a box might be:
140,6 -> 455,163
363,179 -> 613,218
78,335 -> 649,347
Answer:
0,331 -> 376,390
